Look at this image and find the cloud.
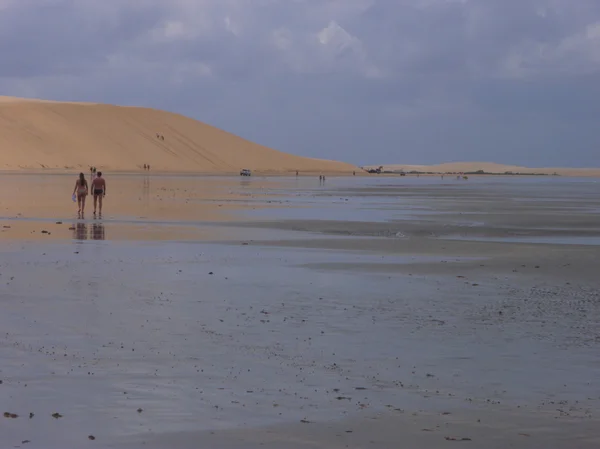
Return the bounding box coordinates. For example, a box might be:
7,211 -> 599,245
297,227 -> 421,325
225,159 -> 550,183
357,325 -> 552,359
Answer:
1,0 -> 599,166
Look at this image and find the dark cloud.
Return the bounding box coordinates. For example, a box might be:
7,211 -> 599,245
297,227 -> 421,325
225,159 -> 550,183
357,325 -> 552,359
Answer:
1,0 -> 599,166
0,0 -> 166,77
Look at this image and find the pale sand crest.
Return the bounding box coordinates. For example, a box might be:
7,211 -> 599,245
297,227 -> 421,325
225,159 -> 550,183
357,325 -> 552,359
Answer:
0,96 -> 357,174
366,162 -> 600,177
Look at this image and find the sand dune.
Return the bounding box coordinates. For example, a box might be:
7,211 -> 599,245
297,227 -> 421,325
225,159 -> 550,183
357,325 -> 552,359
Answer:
0,96 -> 357,174
366,162 -> 600,177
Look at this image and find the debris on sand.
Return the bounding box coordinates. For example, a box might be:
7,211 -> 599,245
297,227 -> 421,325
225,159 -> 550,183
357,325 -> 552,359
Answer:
300,419 -> 312,424
52,412 -> 63,419
88,435 -> 96,440
29,413 -> 34,419
137,408 -> 143,413
3,412 -> 18,418
445,436 -> 472,441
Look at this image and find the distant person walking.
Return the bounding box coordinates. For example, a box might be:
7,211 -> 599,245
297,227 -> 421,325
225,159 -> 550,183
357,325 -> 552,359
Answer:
91,172 -> 106,217
73,172 -> 88,217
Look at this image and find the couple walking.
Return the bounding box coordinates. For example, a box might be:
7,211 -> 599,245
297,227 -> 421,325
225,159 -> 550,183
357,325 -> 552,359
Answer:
73,171 -> 106,217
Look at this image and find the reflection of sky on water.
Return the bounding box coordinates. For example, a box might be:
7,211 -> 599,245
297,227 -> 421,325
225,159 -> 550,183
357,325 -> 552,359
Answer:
2,239 -> 598,442
231,175 -> 600,223
238,203 -> 438,222
439,235 -> 600,246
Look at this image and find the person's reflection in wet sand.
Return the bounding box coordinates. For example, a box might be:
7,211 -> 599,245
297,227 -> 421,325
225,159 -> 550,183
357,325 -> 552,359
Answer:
90,222 -> 105,240
142,175 -> 150,205
73,222 -> 87,240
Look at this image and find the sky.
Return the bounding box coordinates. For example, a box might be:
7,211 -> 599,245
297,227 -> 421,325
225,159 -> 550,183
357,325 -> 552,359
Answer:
1,0 -> 599,167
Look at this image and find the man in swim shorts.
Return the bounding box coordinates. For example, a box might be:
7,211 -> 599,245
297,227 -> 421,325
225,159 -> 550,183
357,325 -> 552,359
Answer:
91,172 -> 106,217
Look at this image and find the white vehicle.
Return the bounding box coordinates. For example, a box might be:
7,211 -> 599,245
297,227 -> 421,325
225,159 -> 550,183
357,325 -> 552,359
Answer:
240,169 -> 252,176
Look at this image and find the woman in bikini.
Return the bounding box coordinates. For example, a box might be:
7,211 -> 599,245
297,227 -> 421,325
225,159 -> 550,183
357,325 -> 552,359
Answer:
73,172 -> 89,217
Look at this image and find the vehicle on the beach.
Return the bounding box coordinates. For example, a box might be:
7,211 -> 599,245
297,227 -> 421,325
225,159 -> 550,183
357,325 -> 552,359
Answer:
240,169 -> 252,176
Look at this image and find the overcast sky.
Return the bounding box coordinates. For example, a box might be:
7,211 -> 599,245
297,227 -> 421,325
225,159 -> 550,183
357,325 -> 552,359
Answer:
1,0 -> 599,167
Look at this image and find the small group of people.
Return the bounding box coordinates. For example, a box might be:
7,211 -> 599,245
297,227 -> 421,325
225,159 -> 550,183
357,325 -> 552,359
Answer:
73,171 -> 106,218
143,164 -> 151,171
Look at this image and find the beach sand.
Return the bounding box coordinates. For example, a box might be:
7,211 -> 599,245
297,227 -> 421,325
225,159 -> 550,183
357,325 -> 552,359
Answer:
0,96 -> 356,174
1,174 -> 599,448
0,173 -> 283,224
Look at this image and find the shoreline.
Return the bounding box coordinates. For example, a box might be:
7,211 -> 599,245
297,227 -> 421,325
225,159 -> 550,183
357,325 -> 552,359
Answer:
0,168 -> 360,177
364,162 -> 600,178
1,168 -> 599,178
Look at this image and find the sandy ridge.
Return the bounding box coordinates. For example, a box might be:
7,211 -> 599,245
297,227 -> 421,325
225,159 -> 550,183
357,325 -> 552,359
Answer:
0,96 -> 357,173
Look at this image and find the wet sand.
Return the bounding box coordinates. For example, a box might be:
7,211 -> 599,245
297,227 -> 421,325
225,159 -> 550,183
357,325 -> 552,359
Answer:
1,174 -> 599,448
0,173 -> 291,224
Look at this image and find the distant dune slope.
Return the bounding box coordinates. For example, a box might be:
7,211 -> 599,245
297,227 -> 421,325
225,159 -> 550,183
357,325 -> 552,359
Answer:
0,96 -> 356,173
365,162 -> 600,177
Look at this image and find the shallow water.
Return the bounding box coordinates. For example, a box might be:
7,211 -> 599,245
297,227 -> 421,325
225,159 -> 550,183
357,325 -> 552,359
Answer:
236,175 -> 600,227
1,239 -> 599,447
1,174 -> 599,447
438,234 -> 600,246
2,174 -> 600,240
